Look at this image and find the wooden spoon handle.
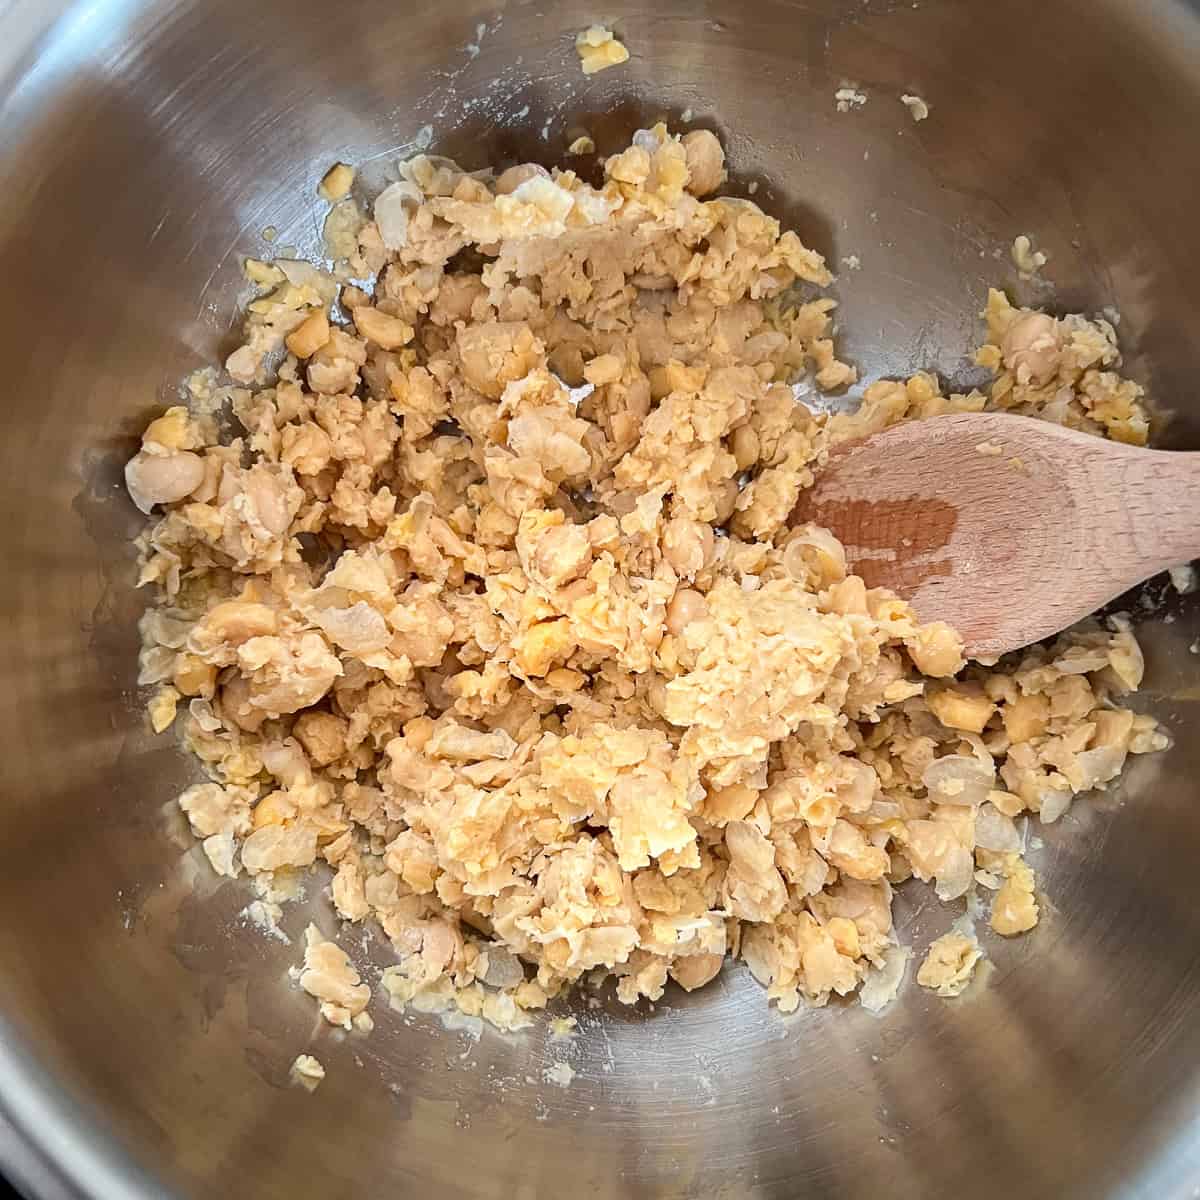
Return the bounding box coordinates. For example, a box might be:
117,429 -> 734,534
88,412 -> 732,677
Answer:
1081,445 -> 1200,585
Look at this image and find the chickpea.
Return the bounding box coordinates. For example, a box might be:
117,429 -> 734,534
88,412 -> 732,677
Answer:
142,406 -> 192,450
682,129 -> 726,197
1000,311 -> 1061,385
732,424 -> 760,470
318,162 -> 356,202
495,163 -> 550,195
663,517 -> 714,578
607,145 -> 651,186
1003,693 -> 1049,743
242,467 -> 290,535
352,306 -> 413,351
515,618 -> 575,677
713,478 -> 740,525
173,653 -> 217,699
293,710 -> 349,767
124,449 -> 205,514
927,684 -> 995,734
285,311 -> 330,359
583,353 -> 623,386
221,674 -> 267,733
905,622 -> 965,678
822,576 -> 868,615
252,789 -> 296,830
666,588 -> 708,637
200,600 -> 277,645
281,424 -> 332,476
670,953 -> 724,992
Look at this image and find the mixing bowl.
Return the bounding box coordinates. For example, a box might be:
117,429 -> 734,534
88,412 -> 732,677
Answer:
2,1 -> 1200,1196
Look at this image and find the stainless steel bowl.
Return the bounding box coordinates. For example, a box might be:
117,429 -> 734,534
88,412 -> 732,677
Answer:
2,1 -> 1200,1197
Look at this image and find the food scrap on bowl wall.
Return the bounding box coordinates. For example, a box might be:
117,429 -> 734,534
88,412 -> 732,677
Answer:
575,25 -> 629,75
917,930 -> 982,998
290,1054 -> 326,1092
835,86 -> 868,113
1012,233 -> 1049,281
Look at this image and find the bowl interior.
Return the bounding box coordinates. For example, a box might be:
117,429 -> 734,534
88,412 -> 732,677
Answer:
2,1 -> 1200,1197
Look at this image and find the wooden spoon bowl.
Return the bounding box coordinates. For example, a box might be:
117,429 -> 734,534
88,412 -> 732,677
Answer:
795,412 -> 1200,658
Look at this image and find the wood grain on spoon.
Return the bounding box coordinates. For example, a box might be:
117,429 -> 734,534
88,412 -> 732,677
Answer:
794,412 -> 1200,659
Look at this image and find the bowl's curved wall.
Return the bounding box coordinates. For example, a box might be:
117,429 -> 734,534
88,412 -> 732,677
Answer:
1,1 -> 1199,1197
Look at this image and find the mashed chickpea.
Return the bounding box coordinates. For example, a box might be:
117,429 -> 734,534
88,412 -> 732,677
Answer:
129,124 -> 1165,1028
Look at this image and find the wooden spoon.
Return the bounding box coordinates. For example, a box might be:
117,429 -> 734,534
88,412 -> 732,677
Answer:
795,411 -> 1200,659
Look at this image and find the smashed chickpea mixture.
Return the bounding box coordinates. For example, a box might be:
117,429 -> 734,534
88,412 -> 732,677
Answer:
127,124 -> 1165,1030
